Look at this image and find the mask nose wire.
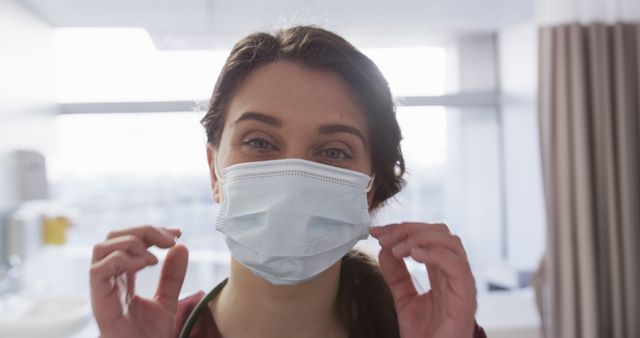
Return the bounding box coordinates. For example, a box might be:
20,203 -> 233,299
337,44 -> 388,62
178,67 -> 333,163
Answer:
216,156 -> 374,194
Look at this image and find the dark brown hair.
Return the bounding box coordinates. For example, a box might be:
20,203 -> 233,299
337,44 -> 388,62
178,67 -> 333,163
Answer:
201,25 -> 404,338
201,25 -> 404,210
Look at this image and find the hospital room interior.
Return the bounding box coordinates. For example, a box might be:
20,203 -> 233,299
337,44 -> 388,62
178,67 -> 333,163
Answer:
0,0 -> 638,337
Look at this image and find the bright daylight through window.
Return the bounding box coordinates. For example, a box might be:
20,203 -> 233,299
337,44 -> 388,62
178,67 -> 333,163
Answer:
51,28 -> 505,292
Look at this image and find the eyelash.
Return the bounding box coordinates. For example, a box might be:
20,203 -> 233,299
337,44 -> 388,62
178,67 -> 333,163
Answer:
242,137 -> 277,151
242,137 -> 354,160
322,147 -> 354,160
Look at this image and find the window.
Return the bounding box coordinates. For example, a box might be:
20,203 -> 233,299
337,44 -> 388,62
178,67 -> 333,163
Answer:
49,28 -> 514,294
50,112 -> 222,255
357,106 -> 504,290
54,28 -> 228,102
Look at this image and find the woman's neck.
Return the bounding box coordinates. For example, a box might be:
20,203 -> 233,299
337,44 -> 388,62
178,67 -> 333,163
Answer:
210,258 -> 348,338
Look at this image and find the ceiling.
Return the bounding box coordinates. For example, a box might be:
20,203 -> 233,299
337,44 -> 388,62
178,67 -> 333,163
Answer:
18,0 -> 535,49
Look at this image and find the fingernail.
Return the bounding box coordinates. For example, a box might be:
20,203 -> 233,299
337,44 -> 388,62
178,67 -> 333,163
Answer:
170,228 -> 182,238
159,227 -> 177,240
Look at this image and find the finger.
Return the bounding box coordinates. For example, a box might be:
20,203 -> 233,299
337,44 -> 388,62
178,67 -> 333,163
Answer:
369,223 -> 400,238
106,225 -> 178,238
375,222 -> 450,244
92,235 -> 159,264
425,259 -> 440,295
378,248 -> 417,309
371,222 -> 437,238
376,223 -> 456,252
386,232 -> 467,259
377,222 -> 450,234
106,225 -> 181,243
127,271 -> 136,304
106,225 -> 180,249
414,247 -> 478,320
374,222 -> 448,244
90,251 -> 148,293
155,244 -> 189,312
90,251 -> 148,327
411,247 -> 475,296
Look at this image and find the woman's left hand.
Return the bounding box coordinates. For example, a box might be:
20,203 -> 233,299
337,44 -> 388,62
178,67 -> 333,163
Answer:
371,222 -> 477,338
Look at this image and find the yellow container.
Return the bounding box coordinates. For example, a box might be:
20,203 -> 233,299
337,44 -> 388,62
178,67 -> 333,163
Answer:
43,216 -> 71,245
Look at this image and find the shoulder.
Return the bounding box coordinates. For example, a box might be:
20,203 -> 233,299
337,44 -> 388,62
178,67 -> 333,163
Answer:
175,291 -> 222,338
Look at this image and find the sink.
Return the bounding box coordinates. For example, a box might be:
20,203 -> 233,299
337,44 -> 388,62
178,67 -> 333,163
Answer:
0,295 -> 92,338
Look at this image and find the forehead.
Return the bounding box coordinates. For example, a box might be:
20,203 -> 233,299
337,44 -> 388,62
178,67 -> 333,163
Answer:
225,61 -> 368,134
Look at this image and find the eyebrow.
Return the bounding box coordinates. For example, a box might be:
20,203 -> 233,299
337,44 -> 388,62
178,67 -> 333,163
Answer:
234,111 -> 366,146
319,124 -> 367,146
233,112 -> 283,128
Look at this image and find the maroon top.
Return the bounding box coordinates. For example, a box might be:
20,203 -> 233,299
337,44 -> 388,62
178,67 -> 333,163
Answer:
175,291 -> 487,338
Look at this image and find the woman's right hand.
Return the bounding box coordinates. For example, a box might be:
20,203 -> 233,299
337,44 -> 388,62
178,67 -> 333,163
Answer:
90,225 -> 189,338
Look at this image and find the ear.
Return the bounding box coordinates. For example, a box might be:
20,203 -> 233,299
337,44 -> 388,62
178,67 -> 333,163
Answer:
206,143 -> 222,203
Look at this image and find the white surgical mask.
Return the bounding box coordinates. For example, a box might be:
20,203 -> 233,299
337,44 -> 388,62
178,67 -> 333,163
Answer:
214,158 -> 374,285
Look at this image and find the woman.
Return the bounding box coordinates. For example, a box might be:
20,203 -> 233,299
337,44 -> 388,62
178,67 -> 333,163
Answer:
90,26 -> 485,338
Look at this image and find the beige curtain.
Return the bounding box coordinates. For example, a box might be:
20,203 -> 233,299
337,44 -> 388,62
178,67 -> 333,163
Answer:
537,22 -> 640,338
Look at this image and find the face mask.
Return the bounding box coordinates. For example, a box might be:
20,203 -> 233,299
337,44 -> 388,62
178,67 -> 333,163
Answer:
214,158 -> 374,285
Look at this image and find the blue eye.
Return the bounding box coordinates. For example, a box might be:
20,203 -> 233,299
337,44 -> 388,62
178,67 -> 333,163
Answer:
244,138 -> 276,151
323,148 -> 353,160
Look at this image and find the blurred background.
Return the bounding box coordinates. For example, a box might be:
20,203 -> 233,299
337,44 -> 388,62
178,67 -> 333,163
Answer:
0,0 -> 545,337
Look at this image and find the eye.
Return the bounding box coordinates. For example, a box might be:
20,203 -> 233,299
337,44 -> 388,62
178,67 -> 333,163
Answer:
243,137 -> 277,151
322,147 -> 353,160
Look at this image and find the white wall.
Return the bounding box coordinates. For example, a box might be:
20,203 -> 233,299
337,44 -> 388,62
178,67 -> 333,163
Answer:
444,34 -> 504,288
497,19 -> 546,272
0,0 -> 57,209
0,0 -> 57,155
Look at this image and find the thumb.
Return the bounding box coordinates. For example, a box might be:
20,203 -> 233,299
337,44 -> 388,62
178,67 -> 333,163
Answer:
155,244 -> 189,312
378,248 -> 418,309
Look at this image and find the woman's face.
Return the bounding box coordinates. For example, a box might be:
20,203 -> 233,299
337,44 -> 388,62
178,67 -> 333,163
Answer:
207,61 -> 374,204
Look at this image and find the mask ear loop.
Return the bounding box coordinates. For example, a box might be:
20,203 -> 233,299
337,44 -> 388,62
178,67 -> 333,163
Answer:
213,155 -> 224,184
365,175 -> 375,193
213,153 -> 225,202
